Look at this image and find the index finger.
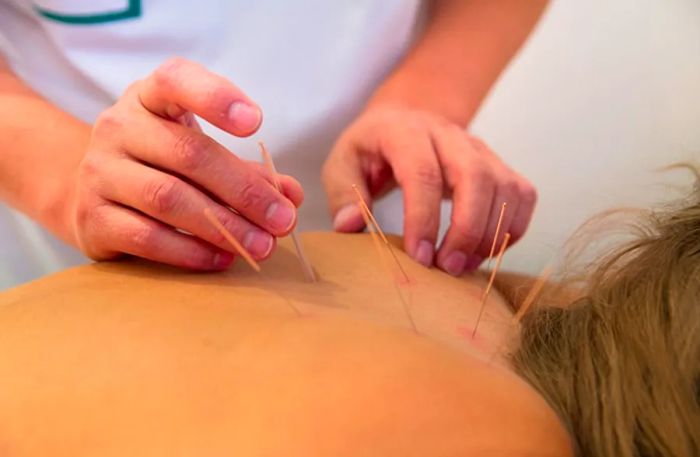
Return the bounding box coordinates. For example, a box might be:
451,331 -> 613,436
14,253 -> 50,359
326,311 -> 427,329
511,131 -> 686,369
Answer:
139,57 -> 262,137
389,130 -> 443,268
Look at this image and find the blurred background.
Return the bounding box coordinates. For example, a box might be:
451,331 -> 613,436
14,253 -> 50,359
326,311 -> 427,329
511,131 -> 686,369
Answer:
2,0 -> 699,287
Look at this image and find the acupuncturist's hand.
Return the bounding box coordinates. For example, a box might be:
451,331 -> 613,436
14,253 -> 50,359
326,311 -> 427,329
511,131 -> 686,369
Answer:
322,105 -> 537,276
69,58 -> 303,270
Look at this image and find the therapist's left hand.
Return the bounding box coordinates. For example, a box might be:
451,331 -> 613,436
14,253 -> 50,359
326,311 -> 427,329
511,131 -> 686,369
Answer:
322,105 -> 537,276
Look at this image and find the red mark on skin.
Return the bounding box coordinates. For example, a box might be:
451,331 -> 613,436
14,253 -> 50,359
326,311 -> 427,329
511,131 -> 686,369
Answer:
456,325 -> 490,351
456,325 -> 474,340
395,274 -> 415,287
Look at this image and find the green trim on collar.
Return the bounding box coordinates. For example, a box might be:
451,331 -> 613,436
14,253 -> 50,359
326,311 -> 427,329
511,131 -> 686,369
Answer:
35,0 -> 141,25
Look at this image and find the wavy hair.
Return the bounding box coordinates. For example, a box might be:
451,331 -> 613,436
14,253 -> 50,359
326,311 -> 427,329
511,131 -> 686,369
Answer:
512,166 -> 700,457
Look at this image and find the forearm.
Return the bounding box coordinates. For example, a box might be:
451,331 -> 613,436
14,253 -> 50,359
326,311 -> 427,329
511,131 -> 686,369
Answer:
0,59 -> 90,245
369,0 -> 549,127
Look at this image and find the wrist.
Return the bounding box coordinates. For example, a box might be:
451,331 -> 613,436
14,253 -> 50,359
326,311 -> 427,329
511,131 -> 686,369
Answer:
27,163 -> 80,247
360,97 -> 456,132
0,69 -> 91,247
366,72 -> 474,128
27,120 -> 90,248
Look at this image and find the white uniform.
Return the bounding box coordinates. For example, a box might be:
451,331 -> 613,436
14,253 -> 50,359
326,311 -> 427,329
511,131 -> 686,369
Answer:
0,0 -> 422,287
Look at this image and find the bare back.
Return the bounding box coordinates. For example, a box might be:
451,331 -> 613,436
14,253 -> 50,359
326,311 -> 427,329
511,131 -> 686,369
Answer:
0,233 -> 572,456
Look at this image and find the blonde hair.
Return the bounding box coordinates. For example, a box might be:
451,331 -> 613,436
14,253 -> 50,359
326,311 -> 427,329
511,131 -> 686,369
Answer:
512,167 -> 700,457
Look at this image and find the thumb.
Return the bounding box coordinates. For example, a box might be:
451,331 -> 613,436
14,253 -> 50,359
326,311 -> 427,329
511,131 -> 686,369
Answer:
322,145 -> 371,233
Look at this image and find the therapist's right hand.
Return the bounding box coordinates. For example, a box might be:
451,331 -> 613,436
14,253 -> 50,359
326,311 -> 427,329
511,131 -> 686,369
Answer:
69,58 -> 303,270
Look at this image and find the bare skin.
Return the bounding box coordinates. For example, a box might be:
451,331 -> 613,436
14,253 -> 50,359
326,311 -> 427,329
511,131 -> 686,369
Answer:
0,232 -> 573,456
0,1 -> 548,276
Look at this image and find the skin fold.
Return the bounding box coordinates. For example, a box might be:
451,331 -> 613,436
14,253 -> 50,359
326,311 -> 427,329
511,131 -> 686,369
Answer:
0,232 -> 572,456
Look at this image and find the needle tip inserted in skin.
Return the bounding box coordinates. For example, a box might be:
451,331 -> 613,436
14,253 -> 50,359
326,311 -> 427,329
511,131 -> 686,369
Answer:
472,232 -> 511,338
355,195 -> 417,334
259,141 -> 316,282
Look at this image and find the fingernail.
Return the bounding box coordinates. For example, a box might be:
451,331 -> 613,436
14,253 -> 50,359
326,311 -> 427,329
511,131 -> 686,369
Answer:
228,101 -> 262,134
442,251 -> 467,277
464,254 -> 484,271
243,230 -> 274,258
265,202 -> 296,232
414,239 -> 434,267
333,204 -> 365,232
212,251 -> 234,269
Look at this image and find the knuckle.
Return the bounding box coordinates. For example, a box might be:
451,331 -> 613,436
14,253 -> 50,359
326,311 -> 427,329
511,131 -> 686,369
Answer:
152,56 -> 187,87
126,223 -> 157,252
75,204 -> 112,260
183,247 -> 212,269
77,155 -> 102,181
467,135 -> 489,153
465,164 -> 491,187
502,179 -> 520,198
210,212 -> 238,246
122,80 -> 142,96
143,176 -> 183,215
209,227 -> 228,247
410,164 -> 443,189
93,109 -> 125,139
444,122 -> 464,135
236,177 -> 268,213
442,157 -> 469,185
520,181 -> 538,206
449,222 -> 482,248
172,134 -> 212,172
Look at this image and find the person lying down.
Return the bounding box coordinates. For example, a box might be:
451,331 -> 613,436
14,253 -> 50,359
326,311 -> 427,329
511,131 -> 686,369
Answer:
0,174 -> 698,457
